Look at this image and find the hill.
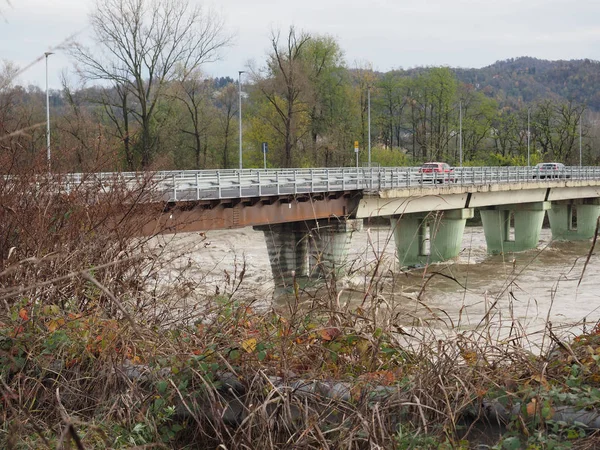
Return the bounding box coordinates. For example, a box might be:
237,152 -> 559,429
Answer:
453,57 -> 600,110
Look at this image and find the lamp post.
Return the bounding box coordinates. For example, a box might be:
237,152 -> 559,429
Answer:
45,52 -> 53,171
367,86 -> 371,167
579,111 -> 583,167
459,101 -> 462,167
238,70 -> 245,170
527,108 -> 530,167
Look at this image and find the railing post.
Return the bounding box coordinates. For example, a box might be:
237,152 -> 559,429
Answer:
258,171 -> 262,196
196,172 -> 200,200
172,174 -> 177,201
326,169 -> 330,191
294,170 -> 298,195
342,168 -> 346,191
217,172 -> 221,198
238,170 -> 242,197
276,171 -> 280,195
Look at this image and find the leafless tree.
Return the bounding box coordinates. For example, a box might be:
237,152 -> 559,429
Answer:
170,69 -> 215,169
214,83 -> 238,169
257,27 -> 311,168
70,0 -> 230,169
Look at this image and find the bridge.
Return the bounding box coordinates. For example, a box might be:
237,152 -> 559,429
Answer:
80,165 -> 600,289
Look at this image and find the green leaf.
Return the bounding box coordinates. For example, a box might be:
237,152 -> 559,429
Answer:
153,397 -> 165,411
501,436 -> 522,450
157,380 -> 168,394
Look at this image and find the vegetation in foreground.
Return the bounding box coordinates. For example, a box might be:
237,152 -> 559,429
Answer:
2,173 -> 600,449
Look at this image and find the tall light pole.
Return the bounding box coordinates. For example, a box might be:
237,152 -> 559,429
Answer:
45,52 -> 53,171
579,111 -> 583,167
459,101 -> 462,167
367,86 -> 371,167
527,108 -> 530,167
238,70 -> 245,170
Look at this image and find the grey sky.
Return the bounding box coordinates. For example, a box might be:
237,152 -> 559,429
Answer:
3,0 -> 600,89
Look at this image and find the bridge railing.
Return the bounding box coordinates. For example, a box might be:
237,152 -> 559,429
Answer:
55,166 -> 600,202
158,166 -> 600,201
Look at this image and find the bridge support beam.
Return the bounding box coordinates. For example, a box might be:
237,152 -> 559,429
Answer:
390,208 -> 473,267
548,199 -> 600,240
254,219 -> 361,292
480,202 -> 550,254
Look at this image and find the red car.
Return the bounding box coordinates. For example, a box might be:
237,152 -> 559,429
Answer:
418,162 -> 455,183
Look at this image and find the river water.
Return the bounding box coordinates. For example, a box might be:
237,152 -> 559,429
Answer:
155,225 -> 600,351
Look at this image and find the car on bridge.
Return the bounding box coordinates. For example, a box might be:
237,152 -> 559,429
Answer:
418,162 -> 455,184
533,162 -> 570,179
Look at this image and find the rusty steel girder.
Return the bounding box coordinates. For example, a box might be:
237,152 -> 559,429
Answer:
138,191 -> 362,236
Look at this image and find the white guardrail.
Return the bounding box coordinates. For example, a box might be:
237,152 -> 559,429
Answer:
62,166 -> 600,202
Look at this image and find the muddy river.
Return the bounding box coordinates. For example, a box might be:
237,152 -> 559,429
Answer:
153,225 -> 600,350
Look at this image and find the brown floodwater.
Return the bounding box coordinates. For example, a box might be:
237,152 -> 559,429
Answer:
154,225 -> 600,351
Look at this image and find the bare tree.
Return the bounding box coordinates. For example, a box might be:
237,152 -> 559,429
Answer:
70,0 -> 230,169
170,70 -> 215,169
257,27 -> 311,168
214,83 -> 238,169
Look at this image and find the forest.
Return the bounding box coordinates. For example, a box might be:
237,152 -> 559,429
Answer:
1,2 -> 599,174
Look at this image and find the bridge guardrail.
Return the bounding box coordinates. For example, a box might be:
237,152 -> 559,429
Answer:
55,166 -> 600,202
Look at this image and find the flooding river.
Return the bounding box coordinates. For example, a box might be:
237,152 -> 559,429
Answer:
155,225 -> 600,350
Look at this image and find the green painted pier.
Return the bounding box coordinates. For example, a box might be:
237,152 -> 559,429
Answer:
249,178 -> 600,285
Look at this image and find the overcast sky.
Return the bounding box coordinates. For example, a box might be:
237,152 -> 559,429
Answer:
3,0 -> 600,89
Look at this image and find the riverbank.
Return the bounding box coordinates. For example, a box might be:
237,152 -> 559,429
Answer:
4,273 -> 600,449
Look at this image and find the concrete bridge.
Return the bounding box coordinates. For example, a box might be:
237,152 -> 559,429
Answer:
83,165 -> 600,289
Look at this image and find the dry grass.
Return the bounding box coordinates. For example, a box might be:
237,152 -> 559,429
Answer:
2,166 -> 600,449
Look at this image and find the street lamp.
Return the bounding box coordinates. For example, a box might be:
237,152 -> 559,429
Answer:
527,108 -> 530,167
579,111 -> 583,167
45,52 -> 53,171
367,86 -> 371,167
238,70 -> 245,170
459,101 -> 462,167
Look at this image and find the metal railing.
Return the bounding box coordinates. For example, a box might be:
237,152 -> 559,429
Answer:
59,166 -> 600,202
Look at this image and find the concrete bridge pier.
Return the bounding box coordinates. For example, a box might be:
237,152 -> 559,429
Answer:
390,208 -> 474,267
307,219 -> 362,280
480,202 -> 550,254
255,218 -> 361,292
255,223 -> 310,291
548,199 -> 600,240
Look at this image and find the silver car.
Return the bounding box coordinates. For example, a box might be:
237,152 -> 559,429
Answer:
533,162 -> 570,179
